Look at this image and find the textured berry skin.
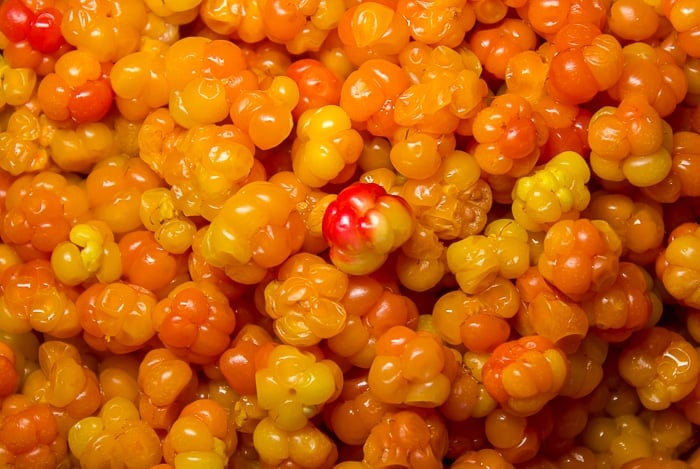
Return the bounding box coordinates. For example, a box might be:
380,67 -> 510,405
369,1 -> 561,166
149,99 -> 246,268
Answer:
367,325 -> 459,407
362,409 -> 448,469
153,280 -> 237,364
471,92 -> 549,177
263,252 -> 348,346
584,192 -> 665,265
0,396 -> 68,468
515,266 -> 589,354
291,104 -> 363,188
538,218 -> 622,300
286,59 -> 342,120
583,262 -> 660,343
511,151 -> 591,232
482,335 -> 569,416
161,399 -> 237,469
37,50 -> 114,124
546,23 -> 624,105
0,341 -> 20,398
0,171 -> 90,259
255,343 -> 343,431
619,327 -> 700,410
0,101 -> 49,176
51,220 -> 122,286
322,182 -> 414,275
588,95 -> 673,188
253,417 -> 338,468
199,180 -> 306,285
326,274 -> 419,368
0,259 -> 80,339
137,347 -> 199,431
76,281 -> 158,354
664,0 -> 700,58
433,277 -> 520,353
608,43 -> 688,118
656,222 -> 700,308
339,59 -> 411,137
446,219 -> 530,294
68,397 -> 163,469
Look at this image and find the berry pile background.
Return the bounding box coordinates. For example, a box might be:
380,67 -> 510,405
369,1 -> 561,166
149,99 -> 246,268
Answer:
1,0 -> 700,467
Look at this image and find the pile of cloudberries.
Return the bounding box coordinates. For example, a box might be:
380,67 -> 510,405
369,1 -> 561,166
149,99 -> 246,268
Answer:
1,0 -> 700,467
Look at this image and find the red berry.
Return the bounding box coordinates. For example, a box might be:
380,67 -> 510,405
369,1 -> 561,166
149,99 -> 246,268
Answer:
67,77 -> 114,124
0,0 -> 33,42
322,182 -> 414,275
27,8 -> 65,54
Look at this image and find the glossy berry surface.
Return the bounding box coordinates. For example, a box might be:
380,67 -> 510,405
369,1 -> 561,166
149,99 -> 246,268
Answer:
322,182 -> 414,275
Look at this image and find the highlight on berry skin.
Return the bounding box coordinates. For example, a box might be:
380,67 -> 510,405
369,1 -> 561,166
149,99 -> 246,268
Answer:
322,181 -> 415,275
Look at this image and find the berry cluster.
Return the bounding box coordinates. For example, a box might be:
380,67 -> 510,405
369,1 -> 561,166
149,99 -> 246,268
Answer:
2,0 -> 700,467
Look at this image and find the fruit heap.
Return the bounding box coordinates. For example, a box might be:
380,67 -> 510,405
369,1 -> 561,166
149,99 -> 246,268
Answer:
2,0 -> 700,467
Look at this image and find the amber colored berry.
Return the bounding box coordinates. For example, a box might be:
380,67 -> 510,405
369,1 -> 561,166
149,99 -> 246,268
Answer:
336,2 -> 411,66
339,59 -> 411,137
37,50 -> 114,124
0,398 -> 66,468
326,274 -> 420,368
582,262 -> 661,343
118,230 -> 188,294
367,325 -> 459,407
433,277 -> 519,353
482,335 -> 569,416
538,218 -> 622,299
546,23 -> 624,105
588,95 -> 673,188
219,324 -> 274,397
362,410 -> 447,469
446,218 -> 530,294
161,398 -> 237,468
23,340 -> 102,422
514,266 -> 589,354
263,252 -> 348,346
253,417 -> 338,468
291,104 -> 363,188
153,280 -> 237,364
663,0 -> 700,58
327,373 -> 395,446
199,180 -> 306,285
286,58 -> 342,120
137,347 -> 199,431
1,171 -> 90,259
619,327 -> 700,410
76,281 -> 157,354
584,192 -> 665,264
656,222 -> 700,308
68,396 -> 163,469
469,19 -> 538,80
86,155 -> 164,234
608,0 -> 661,42
0,259 -> 80,339
255,343 -> 343,431
0,340 -> 20,397
471,92 -> 548,177
608,43 -> 688,118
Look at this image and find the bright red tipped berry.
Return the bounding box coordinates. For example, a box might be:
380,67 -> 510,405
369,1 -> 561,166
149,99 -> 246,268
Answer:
322,182 -> 414,275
